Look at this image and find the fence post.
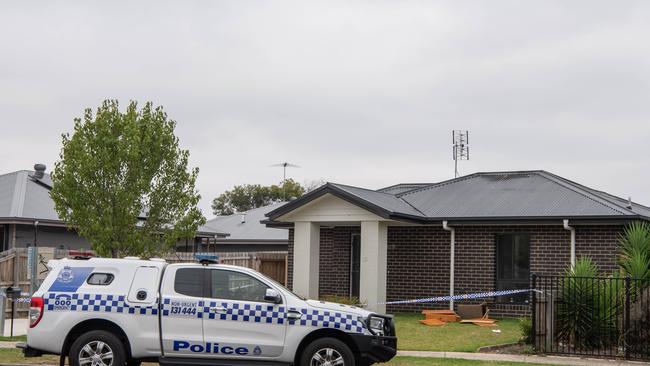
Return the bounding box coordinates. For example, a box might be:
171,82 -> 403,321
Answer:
624,276 -> 631,360
531,274 -> 537,350
0,293 -> 5,336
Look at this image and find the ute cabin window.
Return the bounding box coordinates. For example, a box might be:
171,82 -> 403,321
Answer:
496,233 -> 530,303
209,270 -> 271,303
174,268 -> 204,298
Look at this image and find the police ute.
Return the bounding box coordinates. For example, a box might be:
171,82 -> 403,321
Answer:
19,256 -> 397,366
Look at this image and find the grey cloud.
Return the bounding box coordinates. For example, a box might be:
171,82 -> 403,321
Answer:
0,0 -> 648,216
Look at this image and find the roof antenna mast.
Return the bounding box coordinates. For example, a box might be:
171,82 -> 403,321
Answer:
452,130 -> 469,178
269,162 -> 301,200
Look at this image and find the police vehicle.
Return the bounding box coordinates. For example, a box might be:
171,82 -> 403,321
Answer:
20,256 -> 396,366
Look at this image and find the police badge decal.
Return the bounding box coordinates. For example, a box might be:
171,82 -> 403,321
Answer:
57,266 -> 75,283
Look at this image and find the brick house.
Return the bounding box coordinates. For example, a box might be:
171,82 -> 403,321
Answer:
263,171 -> 650,316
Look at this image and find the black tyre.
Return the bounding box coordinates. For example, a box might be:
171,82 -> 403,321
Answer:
300,337 -> 355,366
69,330 -> 126,366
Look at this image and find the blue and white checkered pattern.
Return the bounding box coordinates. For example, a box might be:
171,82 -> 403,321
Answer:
44,293 -> 158,315
203,301 -> 287,324
161,298 -> 365,333
45,293 -> 366,334
380,288 -> 536,305
291,308 -> 365,333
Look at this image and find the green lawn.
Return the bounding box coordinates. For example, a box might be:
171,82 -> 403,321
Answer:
0,350 -> 550,366
384,357 -> 550,366
0,349 -> 59,364
0,335 -> 27,342
394,314 -> 522,352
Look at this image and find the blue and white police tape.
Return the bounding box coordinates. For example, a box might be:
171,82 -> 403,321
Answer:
380,288 -> 541,305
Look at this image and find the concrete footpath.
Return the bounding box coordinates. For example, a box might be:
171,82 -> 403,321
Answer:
398,350 -> 650,366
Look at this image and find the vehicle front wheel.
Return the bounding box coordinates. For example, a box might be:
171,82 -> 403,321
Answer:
69,330 -> 126,366
300,337 -> 355,366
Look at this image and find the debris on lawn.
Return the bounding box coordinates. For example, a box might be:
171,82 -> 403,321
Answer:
459,309 -> 498,326
419,318 -> 447,326
419,306 -> 499,327
419,309 -> 459,326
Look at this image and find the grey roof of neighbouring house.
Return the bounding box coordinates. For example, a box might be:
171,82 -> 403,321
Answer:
0,169 -> 226,237
266,170 -> 650,224
0,170 -> 59,221
206,202 -> 289,241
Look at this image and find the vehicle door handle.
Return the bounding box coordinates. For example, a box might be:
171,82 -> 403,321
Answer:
210,307 -> 227,314
286,310 -> 302,320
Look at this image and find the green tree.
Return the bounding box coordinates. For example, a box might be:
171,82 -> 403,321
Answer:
50,100 -> 205,257
212,179 -> 305,215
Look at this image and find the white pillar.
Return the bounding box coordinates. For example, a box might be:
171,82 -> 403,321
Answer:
360,221 -> 388,313
293,222 -> 320,299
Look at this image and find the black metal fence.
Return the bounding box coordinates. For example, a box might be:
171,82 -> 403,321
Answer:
532,274 -> 650,360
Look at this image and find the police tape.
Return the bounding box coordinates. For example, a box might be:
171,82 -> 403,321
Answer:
0,293 -> 32,302
379,288 -> 542,305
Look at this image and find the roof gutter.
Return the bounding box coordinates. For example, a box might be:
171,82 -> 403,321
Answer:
563,219 -> 576,267
442,221 -> 455,310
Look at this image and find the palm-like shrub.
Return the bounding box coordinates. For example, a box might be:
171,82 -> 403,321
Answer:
618,221 -> 650,356
619,221 -> 650,288
556,257 -> 617,350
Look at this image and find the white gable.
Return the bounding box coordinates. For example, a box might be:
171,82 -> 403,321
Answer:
277,193 -> 386,222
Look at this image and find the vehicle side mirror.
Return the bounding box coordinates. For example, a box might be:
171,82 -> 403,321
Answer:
264,288 -> 282,304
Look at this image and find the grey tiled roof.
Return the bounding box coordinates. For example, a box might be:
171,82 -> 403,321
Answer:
206,202 -> 289,241
330,183 -> 425,218
399,171 -> 642,218
266,170 -> 650,222
376,183 -> 434,195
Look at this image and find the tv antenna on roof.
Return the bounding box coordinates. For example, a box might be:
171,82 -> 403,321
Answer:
269,162 -> 301,200
452,130 -> 469,178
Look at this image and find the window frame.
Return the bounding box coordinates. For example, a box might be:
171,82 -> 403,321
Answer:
205,268 -> 282,304
494,232 -> 531,304
86,272 -> 115,286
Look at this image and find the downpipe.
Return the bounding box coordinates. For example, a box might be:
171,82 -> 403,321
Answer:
442,221 -> 455,310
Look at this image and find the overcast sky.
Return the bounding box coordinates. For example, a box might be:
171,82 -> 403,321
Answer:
1,1 -> 649,217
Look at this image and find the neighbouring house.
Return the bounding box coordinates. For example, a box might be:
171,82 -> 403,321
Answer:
0,164 -> 226,253
264,170 -> 650,316
202,202 -> 289,253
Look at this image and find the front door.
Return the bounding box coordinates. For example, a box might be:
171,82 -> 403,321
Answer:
202,268 -> 287,359
350,233 -> 361,299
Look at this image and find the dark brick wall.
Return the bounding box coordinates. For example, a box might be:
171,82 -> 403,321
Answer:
385,225 -> 625,315
386,226 -> 451,312
318,227 -> 359,297
287,228 -> 294,290
287,224 -> 624,317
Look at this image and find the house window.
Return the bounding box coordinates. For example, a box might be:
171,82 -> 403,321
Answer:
496,233 -> 530,303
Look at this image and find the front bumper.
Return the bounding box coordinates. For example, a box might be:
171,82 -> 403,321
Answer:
349,334 -> 397,364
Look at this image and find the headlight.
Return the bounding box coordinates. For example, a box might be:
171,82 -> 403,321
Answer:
368,316 -> 385,335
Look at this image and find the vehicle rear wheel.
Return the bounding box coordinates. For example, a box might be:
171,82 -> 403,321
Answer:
69,330 -> 126,366
300,337 -> 355,366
